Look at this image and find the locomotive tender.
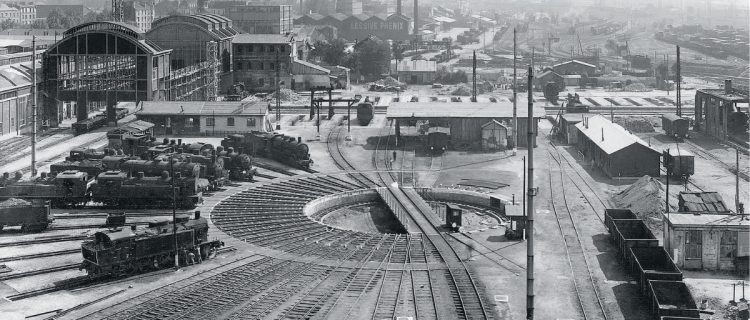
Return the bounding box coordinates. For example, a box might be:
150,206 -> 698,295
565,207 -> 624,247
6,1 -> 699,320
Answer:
0,199 -> 52,232
81,211 -> 223,276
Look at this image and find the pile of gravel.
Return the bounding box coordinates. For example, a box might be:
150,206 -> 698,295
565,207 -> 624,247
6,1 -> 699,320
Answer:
0,198 -> 31,207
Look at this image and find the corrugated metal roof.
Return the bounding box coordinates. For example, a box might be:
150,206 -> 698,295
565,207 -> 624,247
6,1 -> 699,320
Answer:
666,213 -> 749,227
138,101 -> 268,116
553,59 -> 596,69
679,191 -> 729,213
387,101 -> 546,119
574,115 -> 658,155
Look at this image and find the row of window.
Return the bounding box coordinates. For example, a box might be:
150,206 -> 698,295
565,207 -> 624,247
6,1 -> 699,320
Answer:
684,230 -> 739,260
205,117 -> 257,127
236,44 -> 287,54
235,61 -> 286,71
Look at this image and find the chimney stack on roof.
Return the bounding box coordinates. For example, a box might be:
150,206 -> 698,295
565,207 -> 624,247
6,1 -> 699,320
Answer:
725,79 -> 732,95
397,0 -> 402,15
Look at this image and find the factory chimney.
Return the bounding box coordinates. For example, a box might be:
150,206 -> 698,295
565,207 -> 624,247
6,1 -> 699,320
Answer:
413,0 -> 418,35
397,0 -> 402,15
725,80 -> 732,95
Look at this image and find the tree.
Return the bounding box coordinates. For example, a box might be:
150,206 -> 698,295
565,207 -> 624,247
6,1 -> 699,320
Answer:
1,19 -> 17,31
30,19 -> 49,29
352,38 -> 391,78
310,39 -> 348,66
47,9 -> 80,29
544,82 -> 560,105
83,10 -> 112,23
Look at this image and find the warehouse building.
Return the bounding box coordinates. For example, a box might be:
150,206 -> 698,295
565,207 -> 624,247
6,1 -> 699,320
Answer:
664,212 -> 749,273
391,59 -> 436,84
694,80 -> 749,144
136,101 -> 270,136
551,60 -> 597,76
386,100 -> 545,149
574,115 -> 660,177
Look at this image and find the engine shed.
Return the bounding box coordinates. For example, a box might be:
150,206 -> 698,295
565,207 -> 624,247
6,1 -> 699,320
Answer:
386,100 -> 545,150
694,80 -> 749,144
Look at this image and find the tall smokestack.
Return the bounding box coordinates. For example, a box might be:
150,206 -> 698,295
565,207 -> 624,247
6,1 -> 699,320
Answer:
397,0 -> 402,15
413,0 -> 418,35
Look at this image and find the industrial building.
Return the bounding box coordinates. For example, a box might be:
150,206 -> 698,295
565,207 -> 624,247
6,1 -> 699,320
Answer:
574,115 -> 661,177
293,13 -> 412,41
694,80 -> 749,144
224,5 -> 293,34
559,113 -> 584,144
0,60 -> 36,136
232,33 -> 330,92
41,16 -> 232,127
123,1 -> 155,32
136,101 -> 271,135
664,212 -> 749,273
390,59 -> 436,84
386,100 -> 544,149
551,60 -> 597,76
534,69 -> 564,91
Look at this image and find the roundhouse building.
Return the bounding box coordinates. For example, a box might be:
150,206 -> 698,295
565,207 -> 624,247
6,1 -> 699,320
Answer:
574,115 -> 661,177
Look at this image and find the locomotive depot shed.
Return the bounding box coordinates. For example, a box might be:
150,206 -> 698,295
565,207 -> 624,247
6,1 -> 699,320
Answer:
386,101 -> 546,148
574,114 -> 661,177
136,100 -> 271,135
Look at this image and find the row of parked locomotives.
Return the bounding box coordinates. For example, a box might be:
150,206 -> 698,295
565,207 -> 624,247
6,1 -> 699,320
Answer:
0,169 -> 203,209
221,131 -> 313,170
80,211 -> 223,276
605,209 -> 700,320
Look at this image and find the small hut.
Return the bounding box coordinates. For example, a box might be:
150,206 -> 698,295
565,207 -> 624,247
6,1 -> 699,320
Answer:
481,120 -> 508,151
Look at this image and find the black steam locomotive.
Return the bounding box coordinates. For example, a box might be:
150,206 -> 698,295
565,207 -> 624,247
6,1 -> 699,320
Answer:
80,211 -> 223,276
72,108 -> 129,135
89,171 -> 202,208
221,132 -> 313,170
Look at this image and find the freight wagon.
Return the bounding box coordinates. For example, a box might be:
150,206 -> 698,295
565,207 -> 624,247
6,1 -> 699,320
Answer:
611,219 -> 660,262
663,149 -> 695,178
0,199 -> 51,232
662,113 -> 689,139
604,208 -> 637,233
646,280 -> 701,319
629,247 -> 683,294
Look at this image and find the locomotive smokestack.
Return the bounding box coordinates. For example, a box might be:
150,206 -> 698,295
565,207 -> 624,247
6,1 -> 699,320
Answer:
195,211 -> 201,219
397,0 -> 401,15
131,225 -> 136,231
298,137 -> 302,143
178,139 -> 182,145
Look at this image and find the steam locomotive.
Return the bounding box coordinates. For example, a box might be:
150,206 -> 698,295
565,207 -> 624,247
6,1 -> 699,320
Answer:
0,171 -> 90,207
221,132 -> 313,170
80,211 -> 223,276
89,171 -> 202,208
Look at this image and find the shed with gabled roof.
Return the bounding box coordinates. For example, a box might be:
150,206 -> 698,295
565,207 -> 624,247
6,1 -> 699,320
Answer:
575,115 -> 661,177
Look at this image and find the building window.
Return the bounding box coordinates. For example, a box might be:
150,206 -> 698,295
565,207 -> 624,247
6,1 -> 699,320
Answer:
720,231 -> 738,260
206,118 -> 215,126
685,230 -> 702,259
258,78 -> 264,86
247,118 -> 256,127
227,117 -> 235,126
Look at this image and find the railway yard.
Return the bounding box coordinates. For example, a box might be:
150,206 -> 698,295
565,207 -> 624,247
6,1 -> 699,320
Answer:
0,86 -> 746,319
0,3 -> 748,320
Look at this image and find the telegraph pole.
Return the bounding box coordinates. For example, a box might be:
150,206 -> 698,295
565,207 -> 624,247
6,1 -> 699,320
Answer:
676,45 -> 681,117
31,36 -> 37,177
526,66 -> 535,319
276,49 -> 281,130
171,157 -> 179,269
472,50 -> 477,101
512,28 -> 517,155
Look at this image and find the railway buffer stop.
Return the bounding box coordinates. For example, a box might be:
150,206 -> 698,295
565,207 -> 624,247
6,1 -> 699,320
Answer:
385,100 -> 545,150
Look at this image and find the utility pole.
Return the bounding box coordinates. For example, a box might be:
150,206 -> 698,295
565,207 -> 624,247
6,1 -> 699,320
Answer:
31,36 -> 37,177
171,157 -> 179,269
276,48 -> 281,130
526,66 -> 535,320
737,149 -> 742,213
522,155 -> 526,239
472,50 -> 477,101
512,28 -> 517,155
676,45 -> 681,117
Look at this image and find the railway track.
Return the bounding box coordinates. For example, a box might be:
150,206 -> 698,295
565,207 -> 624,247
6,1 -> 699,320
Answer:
0,263 -> 81,281
0,248 -> 80,263
683,139 -> 750,182
0,235 -> 90,248
547,155 -> 609,320
326,125 -> 379,188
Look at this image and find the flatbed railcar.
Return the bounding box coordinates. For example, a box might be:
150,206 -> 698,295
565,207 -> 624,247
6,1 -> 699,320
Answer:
0,199 -> 52,232
72,108 -> 129,135
80,211 -> 223,276
611,219 -> 660,261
